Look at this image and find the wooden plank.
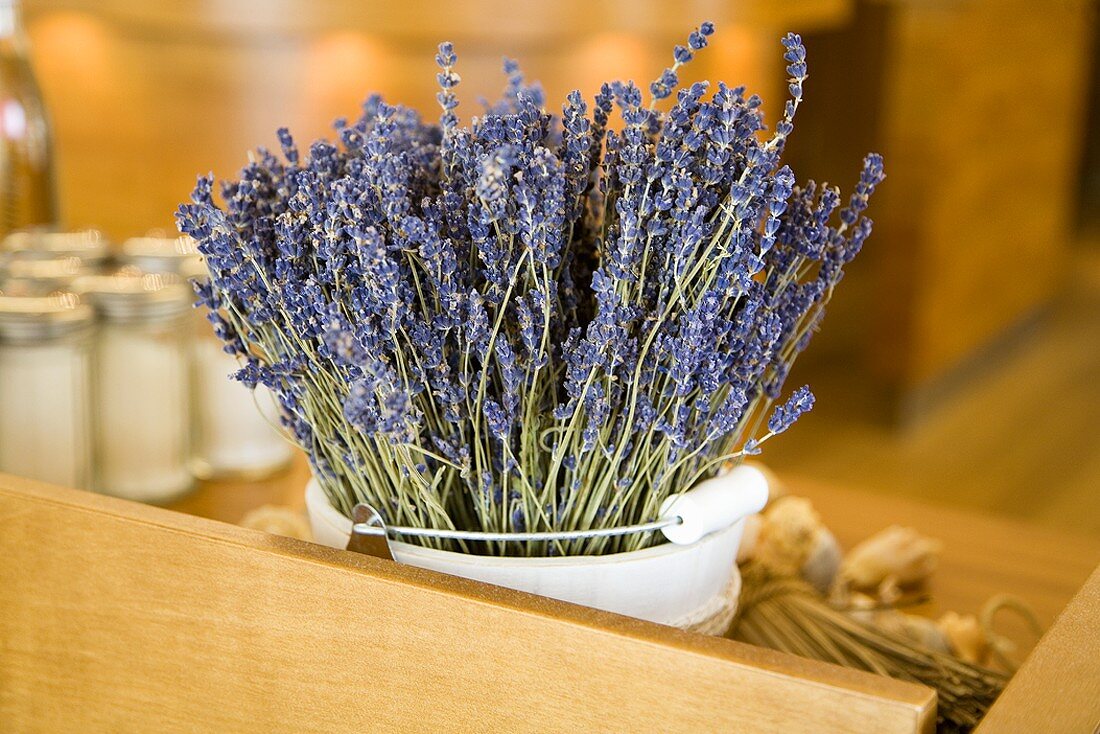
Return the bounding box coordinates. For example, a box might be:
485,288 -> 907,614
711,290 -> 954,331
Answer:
0,474 -> 935,733
976,567 -> 1100,733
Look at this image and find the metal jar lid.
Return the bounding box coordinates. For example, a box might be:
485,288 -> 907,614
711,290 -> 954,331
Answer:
2,228 -> 112,268
0,255 -> 87,296
0,292 -> 95,344
120,235 -> 207,280
74,268 -> 193,325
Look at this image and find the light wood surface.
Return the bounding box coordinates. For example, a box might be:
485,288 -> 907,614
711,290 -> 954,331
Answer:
5,464 -> 1099,730
0,472 -> 936,733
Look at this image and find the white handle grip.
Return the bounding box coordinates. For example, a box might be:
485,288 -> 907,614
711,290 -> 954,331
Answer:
659,465 -> 770,545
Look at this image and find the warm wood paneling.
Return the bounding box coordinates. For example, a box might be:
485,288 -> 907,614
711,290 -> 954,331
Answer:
21,0 -> 851,241
878,0 -> 1094,386
792,1 -> 1094,393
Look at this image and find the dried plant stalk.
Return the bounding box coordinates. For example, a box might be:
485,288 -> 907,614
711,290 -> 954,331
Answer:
729,563 -> 1007,733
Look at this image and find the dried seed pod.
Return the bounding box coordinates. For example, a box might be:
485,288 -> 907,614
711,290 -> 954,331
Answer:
838,525 -> 942,593
750,496 -> 842,592
801,525 -> 842,594
939,612 -> 989,665
754,496 -> 820,575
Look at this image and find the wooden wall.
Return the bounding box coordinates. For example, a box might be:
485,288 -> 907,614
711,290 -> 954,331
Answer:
22,0 -> 851,241
786,1 -> 1095,400
877,0 -> 1093,390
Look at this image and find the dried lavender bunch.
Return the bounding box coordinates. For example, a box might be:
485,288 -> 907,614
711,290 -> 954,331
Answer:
177,25 -> 883,556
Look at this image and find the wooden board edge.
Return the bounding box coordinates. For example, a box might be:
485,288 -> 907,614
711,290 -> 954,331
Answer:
1,473 -> 937,731
976,565 -> 1100,732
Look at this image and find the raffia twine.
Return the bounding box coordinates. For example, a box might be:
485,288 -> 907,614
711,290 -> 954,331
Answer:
677,568 -> 743,635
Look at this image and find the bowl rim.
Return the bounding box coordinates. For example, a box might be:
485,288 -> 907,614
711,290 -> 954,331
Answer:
304,477 -> 740,568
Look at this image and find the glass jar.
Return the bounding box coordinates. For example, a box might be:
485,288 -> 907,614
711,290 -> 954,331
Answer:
78,269 -> 194,503
189,336 -> 294,480
0,254 -> 85,295
2,228 -> 111,270
0,0 -> 60,238
121,235 -> 294,480
0,292 -> 94,488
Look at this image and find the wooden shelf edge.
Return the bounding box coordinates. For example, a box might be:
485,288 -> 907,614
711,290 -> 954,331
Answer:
976,566 -> 1100,733
0,474 -> 935,732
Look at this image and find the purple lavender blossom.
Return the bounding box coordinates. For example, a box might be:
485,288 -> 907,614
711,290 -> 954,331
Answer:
768,386 -> 816,435
435,42 -> 460,133
177,24 -> 882,556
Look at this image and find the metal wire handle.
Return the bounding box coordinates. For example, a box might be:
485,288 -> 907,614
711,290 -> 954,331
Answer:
351,515 -> 682,543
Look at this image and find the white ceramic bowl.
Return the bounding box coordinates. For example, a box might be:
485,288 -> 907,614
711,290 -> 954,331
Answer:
305,478 -> 744,626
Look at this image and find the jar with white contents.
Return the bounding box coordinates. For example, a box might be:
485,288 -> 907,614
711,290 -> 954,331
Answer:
2,228 -> 111,270
121,235 -> 294,480
78,269 -> 194,502
0,255 -> 86,296
0,292 -> 95,489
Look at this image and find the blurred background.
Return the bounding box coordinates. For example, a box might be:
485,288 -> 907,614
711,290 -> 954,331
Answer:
5,0 -> 1098,533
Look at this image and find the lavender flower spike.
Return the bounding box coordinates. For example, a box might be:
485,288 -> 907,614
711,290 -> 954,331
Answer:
650,22 -> 716,103
768,386 -> 816,435
435,42 -> 460,133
